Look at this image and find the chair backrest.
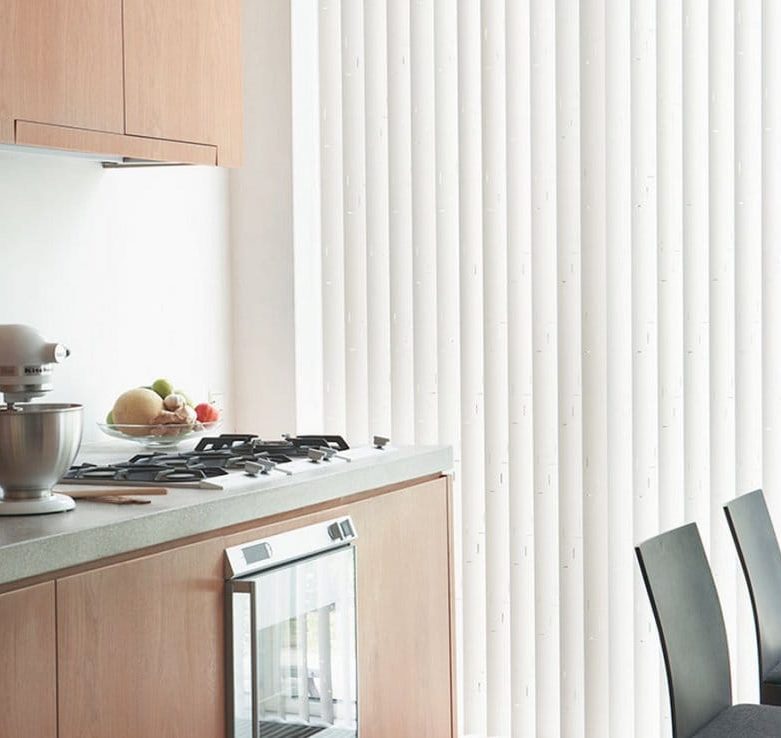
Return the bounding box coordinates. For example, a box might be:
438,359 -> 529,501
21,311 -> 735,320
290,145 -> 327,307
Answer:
724,489 -> 781,684
636,523 -> 732,738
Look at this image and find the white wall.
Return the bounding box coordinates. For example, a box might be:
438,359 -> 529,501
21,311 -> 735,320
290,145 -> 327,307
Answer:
0,149 -> 233,443
230,0 -> 297,437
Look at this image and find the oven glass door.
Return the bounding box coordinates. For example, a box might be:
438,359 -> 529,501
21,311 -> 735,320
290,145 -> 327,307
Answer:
230,546 -> 358,738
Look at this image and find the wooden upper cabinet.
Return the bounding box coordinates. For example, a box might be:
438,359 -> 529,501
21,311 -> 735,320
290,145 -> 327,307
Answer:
0,582 -> 57,738
123,0 -> 243,166
0,0 -> 125,142
0,0 -> 242,165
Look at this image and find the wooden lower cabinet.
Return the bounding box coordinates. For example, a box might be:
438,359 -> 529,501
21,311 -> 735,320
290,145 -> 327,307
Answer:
0,582 -> 57,738
352,477 -> 454,738
225,476 -> 455,738
54,475 -> 453,738
56,537 -> 226,738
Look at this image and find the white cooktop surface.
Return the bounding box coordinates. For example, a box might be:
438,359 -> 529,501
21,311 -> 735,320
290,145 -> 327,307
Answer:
73,441 -> 395,491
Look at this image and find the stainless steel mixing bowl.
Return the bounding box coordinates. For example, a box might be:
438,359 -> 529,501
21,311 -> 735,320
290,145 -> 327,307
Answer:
0,403 -> 83,499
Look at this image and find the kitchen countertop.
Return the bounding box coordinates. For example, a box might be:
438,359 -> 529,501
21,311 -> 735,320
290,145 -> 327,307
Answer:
0,444 -> 452,586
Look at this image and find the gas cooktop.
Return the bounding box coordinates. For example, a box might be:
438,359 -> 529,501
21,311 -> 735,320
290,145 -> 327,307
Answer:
60,434 -> 390,489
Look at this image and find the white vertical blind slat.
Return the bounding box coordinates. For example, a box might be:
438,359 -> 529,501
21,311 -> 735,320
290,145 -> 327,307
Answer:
434,0 -> 460,450
506,0 -> 536,735
735,0 -> 763,704
580,0 -> 609,734
708,0 -> 737,698
319,0 -> 347,435
411,0 -> 439,445
364,0 -> 392,439
657,0 -> 685,536
605,3 -> 635,735
292,0 -> 324,433
631,1 -> 660,736
683,0 -> 711,541
341,0 -> 369,443
656,5 -> 685,729
388,0 -> 416,444
530,0 -> 561,734
457,0 -> 487,732
763,1 -> 781,526
555,2 -> 584,736
480,0 -> 511,733
433,0 -> 463,719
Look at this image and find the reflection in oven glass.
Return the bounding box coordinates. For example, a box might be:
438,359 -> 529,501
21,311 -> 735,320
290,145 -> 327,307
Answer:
232,548 -> 357,738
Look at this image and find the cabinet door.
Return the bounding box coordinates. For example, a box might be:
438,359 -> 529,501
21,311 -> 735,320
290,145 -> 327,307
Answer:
350,478 -> 454,738
57,538 -> 226,738
223,476 -> 456,738
123,0 -> 243,166
0,0 -> 124,141
0,582 -> 57,738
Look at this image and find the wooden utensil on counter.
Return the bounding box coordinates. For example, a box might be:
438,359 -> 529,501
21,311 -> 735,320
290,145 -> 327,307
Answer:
55,487 -> 168,499
88,495 -> 153,505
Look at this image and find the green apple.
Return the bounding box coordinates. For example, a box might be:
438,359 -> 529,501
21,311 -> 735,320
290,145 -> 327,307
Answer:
151,378 -> 174,399
106,410 -> 114,424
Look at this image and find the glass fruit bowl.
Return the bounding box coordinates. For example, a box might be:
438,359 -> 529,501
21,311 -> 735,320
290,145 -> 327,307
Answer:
97,421 -> 222,448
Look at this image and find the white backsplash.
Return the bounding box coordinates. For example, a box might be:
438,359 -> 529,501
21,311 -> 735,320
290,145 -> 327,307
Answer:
0,148 -> 233,442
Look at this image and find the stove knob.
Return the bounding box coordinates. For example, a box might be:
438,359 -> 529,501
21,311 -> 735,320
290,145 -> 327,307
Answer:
327,522 -> 344,541
245,461 -> 263,477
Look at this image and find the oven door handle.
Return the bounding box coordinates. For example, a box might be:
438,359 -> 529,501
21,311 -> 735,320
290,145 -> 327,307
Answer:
225,579 -> 259,738
249,580 -> 260,738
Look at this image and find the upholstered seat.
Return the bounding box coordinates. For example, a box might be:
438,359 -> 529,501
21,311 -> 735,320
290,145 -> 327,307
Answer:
692,704 -> 781,737
636,523 -> 781,738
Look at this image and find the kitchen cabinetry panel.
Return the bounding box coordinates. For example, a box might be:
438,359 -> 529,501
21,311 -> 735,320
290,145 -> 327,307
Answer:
0,0 -> 124,139
0,582 -> 57,738
53,476 -> 452,738
16,120 -> 218,166
123,0 -> 243,166
225,476 -> 455,738
57,538 -> 226,738
351,478 -> 454,738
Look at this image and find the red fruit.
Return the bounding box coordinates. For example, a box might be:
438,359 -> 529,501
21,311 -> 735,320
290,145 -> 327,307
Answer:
195,402 -> 220,423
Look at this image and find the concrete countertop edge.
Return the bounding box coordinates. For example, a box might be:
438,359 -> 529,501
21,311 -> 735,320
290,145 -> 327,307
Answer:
0,445 -> 453,586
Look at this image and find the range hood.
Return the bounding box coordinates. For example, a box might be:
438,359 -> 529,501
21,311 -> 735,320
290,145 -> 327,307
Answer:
3,120 -> 216,167
0,141 -> 191,168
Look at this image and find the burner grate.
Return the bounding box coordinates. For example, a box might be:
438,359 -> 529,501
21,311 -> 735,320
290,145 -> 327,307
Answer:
194,434 -> 258,452
63,462 -> 228,484
62,435 -> 351,487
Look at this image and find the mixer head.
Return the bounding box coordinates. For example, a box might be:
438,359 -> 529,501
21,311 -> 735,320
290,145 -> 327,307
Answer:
0,325 -> 70,405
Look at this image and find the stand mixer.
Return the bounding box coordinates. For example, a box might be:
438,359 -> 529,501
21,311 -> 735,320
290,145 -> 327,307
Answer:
0,325 -> 83,515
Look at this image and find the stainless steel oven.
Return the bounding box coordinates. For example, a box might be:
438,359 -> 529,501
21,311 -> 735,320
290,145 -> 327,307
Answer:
225,517 -> 359,738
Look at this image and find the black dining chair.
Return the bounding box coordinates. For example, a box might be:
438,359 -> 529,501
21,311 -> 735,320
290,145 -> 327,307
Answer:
724,489 -> 781,705
636,522 -> 781,737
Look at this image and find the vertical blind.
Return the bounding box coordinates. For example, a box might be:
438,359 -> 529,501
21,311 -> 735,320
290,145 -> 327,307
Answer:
288,1 -> 774,736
